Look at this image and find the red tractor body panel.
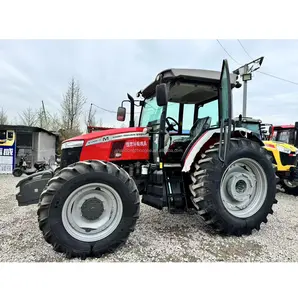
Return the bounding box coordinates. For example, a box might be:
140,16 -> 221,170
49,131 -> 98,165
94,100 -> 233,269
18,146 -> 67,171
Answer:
65,127 -> 150,162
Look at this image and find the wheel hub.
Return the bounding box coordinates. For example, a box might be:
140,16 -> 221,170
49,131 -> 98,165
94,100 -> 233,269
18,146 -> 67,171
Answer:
283,179 -> 298,188
227,173 -> 255,202
62,183 -> 123,242
81,198 -> 104,221
220,158 -> 267,218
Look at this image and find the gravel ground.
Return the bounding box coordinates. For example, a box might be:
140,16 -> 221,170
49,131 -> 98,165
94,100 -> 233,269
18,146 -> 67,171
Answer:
1,174 -> 298,262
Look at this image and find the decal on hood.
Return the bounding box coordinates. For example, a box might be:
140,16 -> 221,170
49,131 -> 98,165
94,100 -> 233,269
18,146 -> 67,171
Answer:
85,132 -> 149,146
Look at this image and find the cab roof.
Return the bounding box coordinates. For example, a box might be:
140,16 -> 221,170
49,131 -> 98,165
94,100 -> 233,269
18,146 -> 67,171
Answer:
274,125 -> 295,129
233,116 -> 262,123
141,68 -> 238,99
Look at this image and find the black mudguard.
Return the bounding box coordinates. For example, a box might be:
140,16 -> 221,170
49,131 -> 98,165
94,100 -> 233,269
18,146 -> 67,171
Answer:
15,170 -> 54,206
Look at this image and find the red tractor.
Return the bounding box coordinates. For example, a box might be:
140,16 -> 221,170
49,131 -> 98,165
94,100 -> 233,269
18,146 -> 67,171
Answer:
16,59 -> 277,259
270,123 -> 298,146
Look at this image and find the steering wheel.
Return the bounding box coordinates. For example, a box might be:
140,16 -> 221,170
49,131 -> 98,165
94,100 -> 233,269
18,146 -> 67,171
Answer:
166,117 -> 179,132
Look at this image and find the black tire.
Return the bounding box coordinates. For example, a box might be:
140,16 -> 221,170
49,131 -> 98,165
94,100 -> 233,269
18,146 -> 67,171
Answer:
13,168 -> 23,177
189,138 -> 277,236
280,179 -> 298,196
37,160 -> 140,259
53,167 -> 61,176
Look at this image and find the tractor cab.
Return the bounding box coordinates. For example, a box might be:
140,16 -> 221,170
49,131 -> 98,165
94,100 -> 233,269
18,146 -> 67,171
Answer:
271,123 -> 298,147
233,116 -> 263,140
118,60 -> 240,170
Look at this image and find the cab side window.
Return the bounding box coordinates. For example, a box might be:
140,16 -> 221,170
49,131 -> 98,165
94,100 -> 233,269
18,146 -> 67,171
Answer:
278,130 -> 290,143
198,99 -> 219,127
182,104 -> 195,134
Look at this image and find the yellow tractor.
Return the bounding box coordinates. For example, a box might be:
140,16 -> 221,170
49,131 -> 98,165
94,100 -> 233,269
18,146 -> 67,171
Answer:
234,116 -> 298,195
267,123 -> 298,195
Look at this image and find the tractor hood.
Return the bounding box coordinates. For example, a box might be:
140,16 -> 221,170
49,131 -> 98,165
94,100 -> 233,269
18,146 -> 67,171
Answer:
263,140 -> 298,153
64,127 -> 147,143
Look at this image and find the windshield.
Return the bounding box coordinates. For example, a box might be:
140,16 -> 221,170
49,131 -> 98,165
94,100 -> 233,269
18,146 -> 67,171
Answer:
139,96 -> 162,127
139,95 -> 220,131
139,96 -> 180,127
241,123 -> 261,135
273,130 -> 291,144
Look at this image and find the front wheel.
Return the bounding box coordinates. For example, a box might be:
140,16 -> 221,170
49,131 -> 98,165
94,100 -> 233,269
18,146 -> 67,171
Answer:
13,168 -> 23,177
280,179 -> 298,196
190,138 -> 277,236
37,160 -> 140,259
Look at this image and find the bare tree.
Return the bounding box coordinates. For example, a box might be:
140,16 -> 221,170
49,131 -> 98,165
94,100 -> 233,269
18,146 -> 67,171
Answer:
19,107 -> 38,126
12,116 -> 20,125
0,107 -> 8,125
61,78 -> 86,136
47,112 -> 62,132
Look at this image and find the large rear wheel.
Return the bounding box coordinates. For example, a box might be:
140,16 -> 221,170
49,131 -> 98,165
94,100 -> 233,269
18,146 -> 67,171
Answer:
190,138 -> 277,236
37,160 -> 140,258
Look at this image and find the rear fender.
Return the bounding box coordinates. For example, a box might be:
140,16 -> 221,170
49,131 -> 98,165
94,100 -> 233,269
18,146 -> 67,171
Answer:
182,127 -> 263,173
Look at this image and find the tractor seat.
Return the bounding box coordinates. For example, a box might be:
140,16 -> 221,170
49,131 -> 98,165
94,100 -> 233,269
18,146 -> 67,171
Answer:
175,117 -> 212,143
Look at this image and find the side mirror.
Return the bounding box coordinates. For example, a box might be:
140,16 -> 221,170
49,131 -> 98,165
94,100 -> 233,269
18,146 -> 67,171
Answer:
117,106 -> 126,121
156,83 -> 168,107
295,122 -> 298,130
269,126 -> 273,134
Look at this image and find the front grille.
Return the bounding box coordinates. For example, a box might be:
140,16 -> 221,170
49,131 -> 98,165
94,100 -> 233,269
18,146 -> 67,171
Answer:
280,152 -> 298,166
60,146 -> 82,169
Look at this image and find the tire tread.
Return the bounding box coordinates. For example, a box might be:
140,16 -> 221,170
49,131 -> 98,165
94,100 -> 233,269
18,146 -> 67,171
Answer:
37,160 -> 140,259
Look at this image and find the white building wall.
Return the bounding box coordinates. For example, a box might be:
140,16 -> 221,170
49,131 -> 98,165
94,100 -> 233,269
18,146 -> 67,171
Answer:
37,132 -> 56,164
32,132 -> 39,164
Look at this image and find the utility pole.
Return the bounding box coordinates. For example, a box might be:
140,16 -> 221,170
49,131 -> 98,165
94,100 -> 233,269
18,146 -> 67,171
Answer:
242,64 -> 248,117
233,57 -> 264,118
42,100 -> 48,127
87,103 -> 93,127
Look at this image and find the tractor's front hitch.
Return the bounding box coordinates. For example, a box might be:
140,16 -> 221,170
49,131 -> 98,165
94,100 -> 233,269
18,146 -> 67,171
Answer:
15,170 -> 54,206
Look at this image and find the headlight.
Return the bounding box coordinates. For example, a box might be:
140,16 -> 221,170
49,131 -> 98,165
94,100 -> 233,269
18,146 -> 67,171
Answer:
61,140 -> 84,149
276,145 -> 291,154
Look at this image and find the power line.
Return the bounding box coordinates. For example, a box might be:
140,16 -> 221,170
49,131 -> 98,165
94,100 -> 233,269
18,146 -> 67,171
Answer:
91,103 -> 117,114
91,103 -> 141,115
236,40 -> 298,85
217,39 -> 298,86
216,39 -> 241,65
256,71 -> 298,86
237,39 -> 254,61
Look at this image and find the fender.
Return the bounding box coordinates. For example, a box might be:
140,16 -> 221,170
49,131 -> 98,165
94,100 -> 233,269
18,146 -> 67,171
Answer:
181,127 -> 262,173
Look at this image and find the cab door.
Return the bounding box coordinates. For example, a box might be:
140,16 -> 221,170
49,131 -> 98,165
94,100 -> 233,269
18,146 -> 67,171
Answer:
218,59 -> 233,163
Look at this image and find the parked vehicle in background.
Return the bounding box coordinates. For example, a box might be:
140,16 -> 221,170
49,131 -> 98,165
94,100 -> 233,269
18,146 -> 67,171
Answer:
12,154 -> 50,177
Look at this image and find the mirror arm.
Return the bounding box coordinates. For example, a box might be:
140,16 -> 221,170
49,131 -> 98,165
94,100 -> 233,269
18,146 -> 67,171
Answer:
121,100 -> 130,107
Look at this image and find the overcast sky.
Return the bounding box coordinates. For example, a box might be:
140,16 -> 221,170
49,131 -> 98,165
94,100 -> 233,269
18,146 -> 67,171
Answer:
0,39 -> 298,128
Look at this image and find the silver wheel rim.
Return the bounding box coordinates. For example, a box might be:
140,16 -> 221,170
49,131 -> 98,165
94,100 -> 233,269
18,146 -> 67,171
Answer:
220,158 -> 267,218
62,183 -> 123,242
283,179 -> 298,188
